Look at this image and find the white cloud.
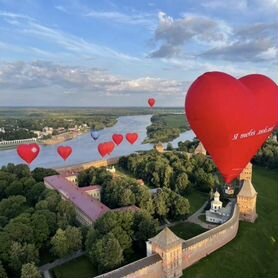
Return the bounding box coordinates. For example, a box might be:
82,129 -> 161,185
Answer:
0,61 -> 185,96
149,12 -> 232,58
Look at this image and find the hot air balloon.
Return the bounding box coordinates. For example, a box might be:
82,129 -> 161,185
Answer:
57,146 -> 72,161
98,141 -> 115,157
148,98 -> 155,108
112,134 -> 124,145
126,133 -> 138,144
185,72 -> 278,184
91,130 -> 99,140
17,144 -> 40,164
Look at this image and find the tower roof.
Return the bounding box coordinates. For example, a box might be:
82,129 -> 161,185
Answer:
194,142 -> 206,154
238,180 -> 257,198
149,227 -> 183,250
214,190 -> 220,197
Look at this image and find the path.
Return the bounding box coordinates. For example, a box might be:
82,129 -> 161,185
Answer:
159,200 -> 218,230
187,200 -> 218,229
39,250 -> 86,278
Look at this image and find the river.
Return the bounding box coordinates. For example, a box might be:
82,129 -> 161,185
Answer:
0,115 -> 195,169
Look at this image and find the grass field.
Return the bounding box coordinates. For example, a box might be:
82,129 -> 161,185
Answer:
170,222 -> 208,240
53,256 -> 97,278
183,166 -> 278,278
185,189 -> 208,215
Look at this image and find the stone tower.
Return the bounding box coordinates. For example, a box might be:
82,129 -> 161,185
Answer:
239,162 -> 252,181
237,179 -> 258,223
194,142 -> 206,155
146,227 -> 183,278
154,142 -> 165,153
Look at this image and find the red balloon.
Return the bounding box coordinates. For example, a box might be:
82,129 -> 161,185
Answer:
126,133 -> 138,144
57,146 -> 72,161
98,141 -> 115,157
148,98 -> 155,108
17,144 -> 40,164
185,72 -> 278,184
112,134 -> 124,145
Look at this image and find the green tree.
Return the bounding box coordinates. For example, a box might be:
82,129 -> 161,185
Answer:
9,242 -> 38,275
31,213 -> 49,247
0,195 -> 27,220
32,168 -> 58,182
175,172 -> 189,195
90,233 -> 123,273
21,262 -> 41,278
51,229 -> 69,258
65,226 -> 82,253
0,261 -> 7,278
57,200 -> 76,229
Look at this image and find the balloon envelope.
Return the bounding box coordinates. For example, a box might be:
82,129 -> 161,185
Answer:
17,143 -> 40,164
57,146 -> 72,161
148,98 -> 155,108
185,72 -> 278,183
126,133 -> 138,144
98,141 -> 115,157
91,130 -> 99,140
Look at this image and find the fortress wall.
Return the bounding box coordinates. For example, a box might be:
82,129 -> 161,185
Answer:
182,204 -> 239,269
55,157 -> 120,174
94,254 -> 163,278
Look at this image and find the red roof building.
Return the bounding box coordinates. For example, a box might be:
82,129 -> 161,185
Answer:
44,175 -> 110,225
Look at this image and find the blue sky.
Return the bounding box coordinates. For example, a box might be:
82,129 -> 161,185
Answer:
0,0 -> 277,106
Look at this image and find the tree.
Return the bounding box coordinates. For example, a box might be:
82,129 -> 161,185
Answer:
31,213 -> 49,247
153,192 -> 168,218
0,195 -> 27,220
5,180 -> 23,196
90,233 -> 123,273
21,262 -> 41,278
175,173 -> 189,195
32,168 -> 58,182
65,226 -> 82,253
9,242 -> 38,275
4,221 -> 34,244
133,212 -> 158,242
0,232 -> 11,264
0,261 -> 7,278
50,229 -> 69,258
57,200 -> 76,229
166,143 -> 174,150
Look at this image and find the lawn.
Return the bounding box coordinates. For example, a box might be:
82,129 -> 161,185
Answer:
185,189 -> 208,215
183,166 -> 278,278
53,256 -> 97,278
170,222 -> 208,240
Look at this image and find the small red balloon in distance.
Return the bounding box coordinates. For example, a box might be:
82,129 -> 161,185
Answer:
148,98 -> 155,108
98,141 -> 115,157
112,134 -> 124,145
57,146 -> 72,161
17,144 -> 40,164
185,72 -> 278,184
126,133 -> 138,144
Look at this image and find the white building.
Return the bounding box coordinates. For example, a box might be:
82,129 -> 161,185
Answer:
206,191 -> 233,224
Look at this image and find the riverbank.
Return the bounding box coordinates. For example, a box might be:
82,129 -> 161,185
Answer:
143,113 -> 190,143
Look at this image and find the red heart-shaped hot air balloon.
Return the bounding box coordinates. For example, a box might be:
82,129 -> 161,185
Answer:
98,142 -> 115,157
126,133 -> 138,144
112,134 -> 124,145
148,98 -> 155,108
17,144 -> 40,164
185,72 -> 278,184
57,146 -> 72,161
